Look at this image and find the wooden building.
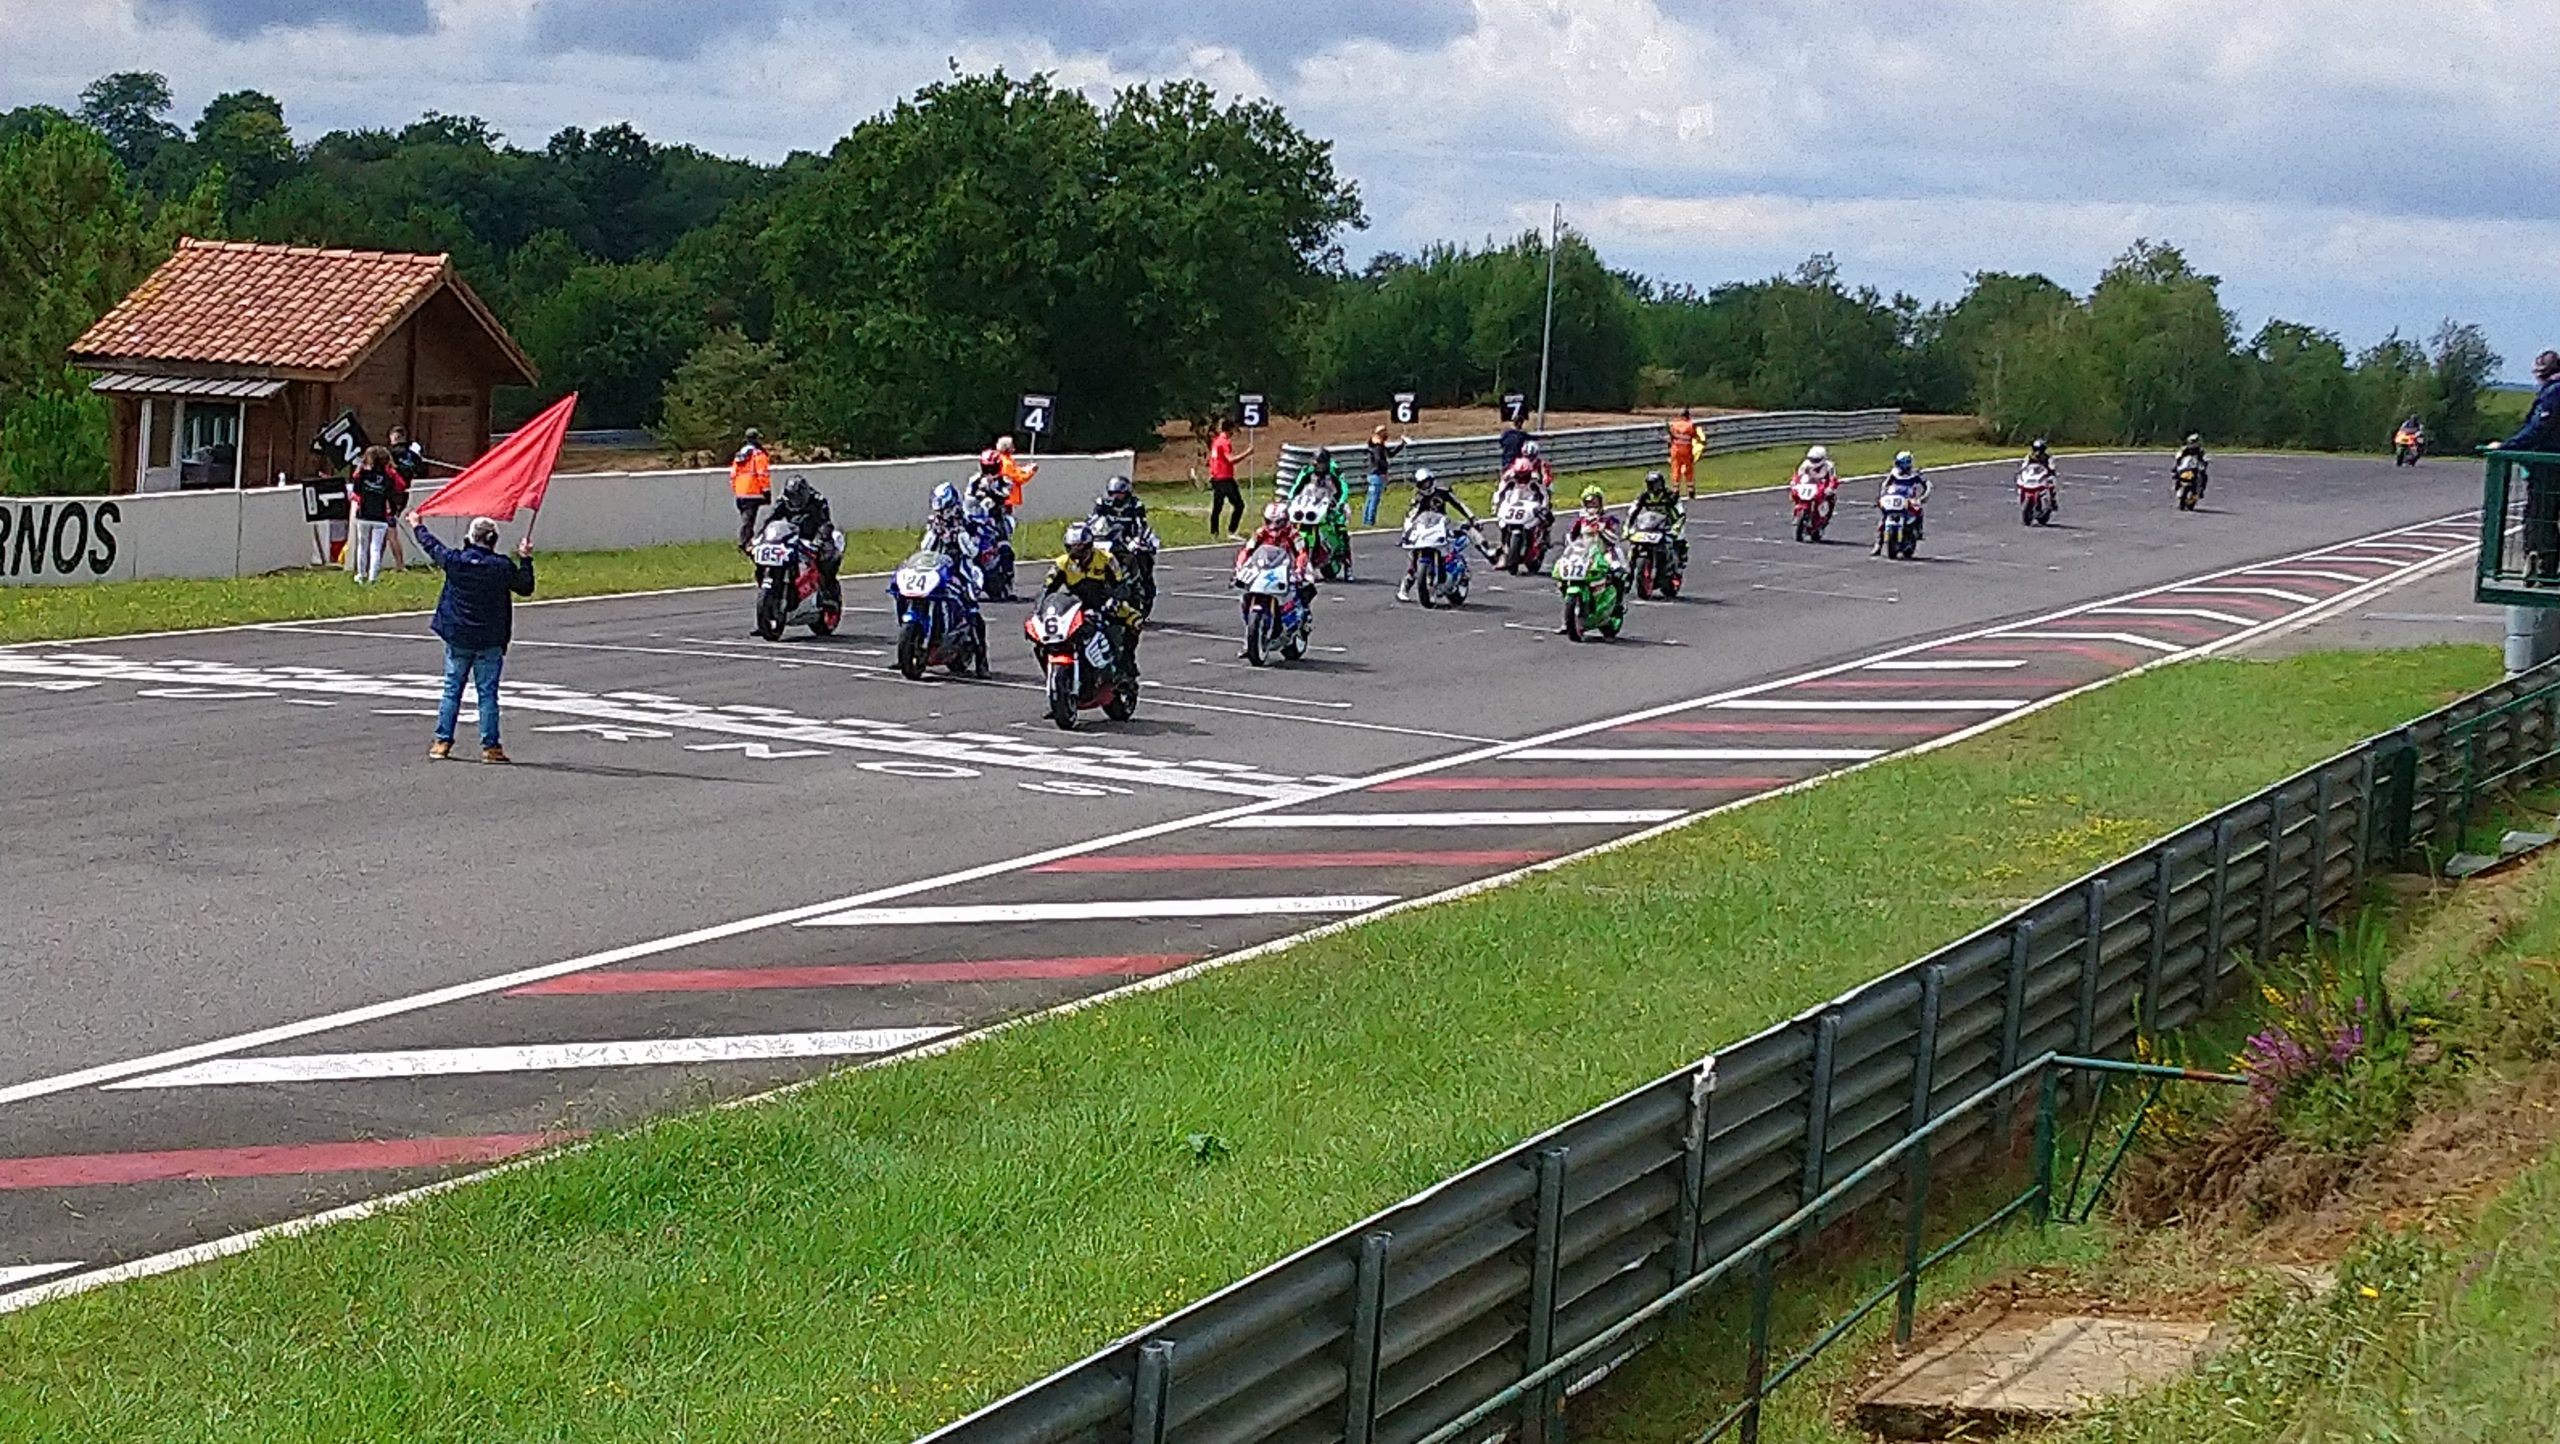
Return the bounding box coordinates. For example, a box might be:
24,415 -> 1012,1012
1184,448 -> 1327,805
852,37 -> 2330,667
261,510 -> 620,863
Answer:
68,238 -> 537,495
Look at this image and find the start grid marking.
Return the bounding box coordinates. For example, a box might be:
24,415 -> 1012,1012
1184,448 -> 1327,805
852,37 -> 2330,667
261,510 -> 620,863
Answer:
0,653 -> 1326,801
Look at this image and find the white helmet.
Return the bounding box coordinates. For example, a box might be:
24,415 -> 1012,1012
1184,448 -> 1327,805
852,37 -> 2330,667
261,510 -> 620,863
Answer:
1806,445 -> 1829,464
1522,440 -> 1541,459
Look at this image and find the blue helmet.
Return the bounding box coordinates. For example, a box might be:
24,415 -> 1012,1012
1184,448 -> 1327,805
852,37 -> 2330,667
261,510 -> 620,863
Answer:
1892,451 -> 1917,476
931,481 -> 962,513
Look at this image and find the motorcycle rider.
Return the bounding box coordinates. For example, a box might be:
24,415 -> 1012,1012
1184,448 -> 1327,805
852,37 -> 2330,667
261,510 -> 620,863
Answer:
1398,466 -> 1480,601
1874,452 -> 1930,555
2026,436 -> 2055,472
1237,499 -> 1318,654
2174,434 -> 2209,497
770,474 -> 843,586
1566,485 -> 1624,554
1497,441 -> 1557,546
1043,521 -> 1143,680
1793,444 -> 1842,530
1294,447 -> 1355,580
1092,473 -> 1147,528
1631,468 -> 1690,568
918,481 -> 984,598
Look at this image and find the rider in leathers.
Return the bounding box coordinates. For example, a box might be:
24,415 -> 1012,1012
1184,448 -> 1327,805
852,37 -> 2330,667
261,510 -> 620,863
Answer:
2174,434 -> 2209,497
1043,521 -> 1143,680
1399,467 -> 1479,602
1874,453 -> 1930,555
919,481 -> 983,599
1630,468 -> 1690,568
1237,500 -> 1317,656
771,475 -> 843,586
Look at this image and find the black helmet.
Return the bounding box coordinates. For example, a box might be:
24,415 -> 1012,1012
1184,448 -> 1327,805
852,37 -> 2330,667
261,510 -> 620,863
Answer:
782,475 -> 815,505
2185,433 -> 2201,447
1104,475 -> 1133,499
2031,436 -> 2049,451
1644,469 -> 1667,488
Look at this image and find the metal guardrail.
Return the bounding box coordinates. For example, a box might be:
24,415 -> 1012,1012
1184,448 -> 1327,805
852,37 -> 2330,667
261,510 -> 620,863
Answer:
1273,410 -> 1901,491
920,658 -> 2560,1444
2474,448 -> 2560,606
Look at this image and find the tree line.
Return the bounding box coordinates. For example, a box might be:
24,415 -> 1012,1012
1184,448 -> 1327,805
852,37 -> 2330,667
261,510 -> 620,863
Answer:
0,69 -> 2505,495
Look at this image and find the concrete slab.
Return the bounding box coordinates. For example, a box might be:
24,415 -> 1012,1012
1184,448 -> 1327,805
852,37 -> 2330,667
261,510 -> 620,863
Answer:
1856,1308 -> 2228,1439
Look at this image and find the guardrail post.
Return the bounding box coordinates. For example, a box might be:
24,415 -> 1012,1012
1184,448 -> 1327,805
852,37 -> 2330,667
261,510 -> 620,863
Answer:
1672,1061 -> 1713,1295
2141,850 -> 2171,1038
2074,881 -> 2106,1060
2030,1065 -> 2061,1227
2202,818 -> 2233,1011
1130,1339 -> 1177,1444
2310,770 -> 2337,928
2257,794 -> 2287,961
1801,1013 -> 1840,1211
1521,1148 -> 1569,1444
2350,749 -> 2377,899
1895,967 -> 1945,1348
1741,1249 -> 1777,1444
1344,1233 -> 1392,1444
1993,923 -> 2033,1140
2377,735 -> 2418,864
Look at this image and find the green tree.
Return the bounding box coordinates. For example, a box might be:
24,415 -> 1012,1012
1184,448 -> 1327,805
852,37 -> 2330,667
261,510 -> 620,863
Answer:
658,328 -> 791,454
190,89 -> 298,218
2085,240 -> 2237,443
76,70 -> 180,173
515,261 -> 705,428
2245,321 -> 2355,449
0,368 -> 112,495
2427,320 -> 2501,448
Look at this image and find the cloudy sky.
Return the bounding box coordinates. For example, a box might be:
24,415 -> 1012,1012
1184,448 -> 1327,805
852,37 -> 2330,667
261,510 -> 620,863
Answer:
10,0 -> 2557,379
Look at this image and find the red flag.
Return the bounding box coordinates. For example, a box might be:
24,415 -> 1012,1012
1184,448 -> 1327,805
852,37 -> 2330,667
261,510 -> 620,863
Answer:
415,393 -> 578,520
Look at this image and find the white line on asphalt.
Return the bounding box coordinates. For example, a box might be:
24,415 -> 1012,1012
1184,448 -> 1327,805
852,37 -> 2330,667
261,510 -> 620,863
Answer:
1862,659 -> 2028,671
2088,606 -> 2260,628
2239,568 -> 2379,585
0,1263 -> 82,1288
1506,747 -> 1883,762
1161,673 -> 1355,707
104,1030 -> 959,1089
1214,811 -> 1684,828
2320,542 -> 2447,556
2170,585 -> 2320,605
0,502 -> 2482,1312
0,507 -> 2480,1112
801,896 -> 1397,926
1708,698 -> 2029,712
1991,630 -> 2184,653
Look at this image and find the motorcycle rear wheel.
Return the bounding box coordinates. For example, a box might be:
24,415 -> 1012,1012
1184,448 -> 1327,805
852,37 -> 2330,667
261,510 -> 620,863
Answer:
1104,682 -> 1139,721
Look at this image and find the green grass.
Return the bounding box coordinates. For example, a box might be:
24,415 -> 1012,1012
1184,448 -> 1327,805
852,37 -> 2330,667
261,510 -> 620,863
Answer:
0,434 -> 2020,646
0,644 -> 2499,1443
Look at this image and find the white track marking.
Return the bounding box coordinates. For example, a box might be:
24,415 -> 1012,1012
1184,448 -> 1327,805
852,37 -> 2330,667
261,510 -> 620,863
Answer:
2087,606 -> 2259,627
2171,585 -> 2319,605
0,1263 -> 82,1288
0,679 -> 100,692
2321,542 -> 2446,556
1991,630 -> 2184,653
105,1030 -> 957,1089
1214,811 -> 1683,829
1506,747 -> 1883,762
801,897 -> 1396,926
1707,698 -> 2029,712
1863,659 -> 2027,671
2241,568 -> 2378,585
1154,676 -> 1353,708
0,508 -> 2479,1113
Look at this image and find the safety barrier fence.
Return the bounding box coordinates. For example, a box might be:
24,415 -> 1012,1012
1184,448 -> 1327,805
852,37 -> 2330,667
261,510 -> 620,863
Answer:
1272,411 -> 1901,492
918,656 -> 2560,1444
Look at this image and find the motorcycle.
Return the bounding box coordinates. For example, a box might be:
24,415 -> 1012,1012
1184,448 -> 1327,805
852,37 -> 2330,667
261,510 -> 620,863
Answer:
965,503 -> 1015,601
1024,591 -> 1137,730
890,548 -> 988,680
2394,428 -> 2424,467
1877,487 -> 1923,560
1627,502 -> 1684,598
1288,477 -> 1353,581
1091,512 -> 1161,618
1790,475 -> 1835,543
2016,462 -> 2058,527
1553,534 -> 1627,642
750,518 -> 844,640
1234,542 -> 1312,667
2174,463 -> 2206,511
1493,477 -> 1553,573
1400,509 -> 1474,608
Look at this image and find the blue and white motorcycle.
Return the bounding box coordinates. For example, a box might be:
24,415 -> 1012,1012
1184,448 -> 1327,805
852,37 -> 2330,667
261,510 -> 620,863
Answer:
890,548 -> 989,679
1234,542 -> 1313,666
1398,509 -> 1476,608
965,504 -> 1016,601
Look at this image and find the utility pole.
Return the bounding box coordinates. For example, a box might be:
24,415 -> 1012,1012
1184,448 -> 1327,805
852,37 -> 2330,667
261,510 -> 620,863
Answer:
1534,202 -> 1561,432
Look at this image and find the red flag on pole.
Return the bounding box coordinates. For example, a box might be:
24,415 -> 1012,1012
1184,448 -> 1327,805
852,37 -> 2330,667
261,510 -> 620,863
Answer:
415,393 -> 578,521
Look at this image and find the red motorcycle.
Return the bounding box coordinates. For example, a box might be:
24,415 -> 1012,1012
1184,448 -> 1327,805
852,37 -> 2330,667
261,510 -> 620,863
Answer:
1789,473 -> 1838,542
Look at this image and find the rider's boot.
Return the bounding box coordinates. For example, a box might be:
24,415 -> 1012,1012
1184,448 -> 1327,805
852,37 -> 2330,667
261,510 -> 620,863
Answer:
1871,525 -> 1886,556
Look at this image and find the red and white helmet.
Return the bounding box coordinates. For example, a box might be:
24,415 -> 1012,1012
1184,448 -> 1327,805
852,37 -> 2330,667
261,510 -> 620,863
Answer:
979,448 -> 1002,469
1263,500 -> 1289,526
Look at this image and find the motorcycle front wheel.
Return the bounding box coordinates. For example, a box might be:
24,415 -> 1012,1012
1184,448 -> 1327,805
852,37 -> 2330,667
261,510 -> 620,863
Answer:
1046,663 -> 1078,730
897,620 -> 929,679
1412,556 -> 1439,609
1563,592 -> 1587,643
754,583 -> 787,641
1635,554 -> 1656,600
1244,601 -> 1273,667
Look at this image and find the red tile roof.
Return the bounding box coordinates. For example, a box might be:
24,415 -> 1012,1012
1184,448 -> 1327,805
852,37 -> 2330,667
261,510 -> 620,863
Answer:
69,238 -> 534,384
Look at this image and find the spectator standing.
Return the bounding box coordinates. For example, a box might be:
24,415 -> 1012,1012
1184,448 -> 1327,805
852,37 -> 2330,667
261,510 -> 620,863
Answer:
404,510 -> 536,763
730,427 -> 773,551
2497,350 -> 2560,577
1498,416 -> 1530,470
1362,425 -> 1410,526
1667,407 -> 1701,493
346,446 -> 400,584
382,426 -> 423,570
1205,417 -> 1253,537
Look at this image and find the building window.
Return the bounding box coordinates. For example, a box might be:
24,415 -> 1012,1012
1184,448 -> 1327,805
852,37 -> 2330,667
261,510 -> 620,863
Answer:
178,402 -> 242,488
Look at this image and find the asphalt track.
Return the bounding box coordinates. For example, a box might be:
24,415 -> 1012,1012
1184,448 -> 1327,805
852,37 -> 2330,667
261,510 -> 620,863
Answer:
0,452 -> 2487,1304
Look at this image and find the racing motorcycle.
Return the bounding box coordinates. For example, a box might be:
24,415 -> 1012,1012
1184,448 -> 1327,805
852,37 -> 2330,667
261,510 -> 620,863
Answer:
1025,591 -> 1137,730
1627,501 -> 1685,599
2174,462 -> 2207,511
2394,426 -> 2425,467
965,502 -> 1015,600
1090,511 -> 1161,618
1877,486 -> 1923,560
1493,474 -> 1553,573
890,548 -> 988,680
1790,474 -> 1835,543
750,517 -> 844,640
1400,509 -> 1474,608
2015,461 -> 2058,527
1234,542 -> 1312,666
1554,533 -> 1627,642
1288,476 -> 1353,581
